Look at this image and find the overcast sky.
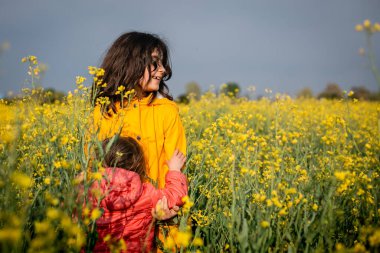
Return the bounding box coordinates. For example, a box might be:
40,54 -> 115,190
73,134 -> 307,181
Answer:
1,0 -> 380,98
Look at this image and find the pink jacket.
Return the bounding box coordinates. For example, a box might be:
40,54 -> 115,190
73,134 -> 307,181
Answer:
87,168 -> 188,253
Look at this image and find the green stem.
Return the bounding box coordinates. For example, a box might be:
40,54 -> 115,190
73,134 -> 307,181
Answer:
366,33 -> 380,90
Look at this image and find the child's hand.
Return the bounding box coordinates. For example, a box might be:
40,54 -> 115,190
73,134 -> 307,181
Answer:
167,149 -> 186,171
152,196 -> 179,220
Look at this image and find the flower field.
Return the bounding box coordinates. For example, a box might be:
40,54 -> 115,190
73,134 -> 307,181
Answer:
1,84 -> 379,252
0,57 -> 380,252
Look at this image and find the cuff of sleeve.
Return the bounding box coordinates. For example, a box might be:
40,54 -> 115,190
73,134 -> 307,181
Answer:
166,170 -> 187,185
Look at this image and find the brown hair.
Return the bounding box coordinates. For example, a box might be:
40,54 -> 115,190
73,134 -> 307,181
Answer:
102,136 -> 147,180
92,31 -> 173,116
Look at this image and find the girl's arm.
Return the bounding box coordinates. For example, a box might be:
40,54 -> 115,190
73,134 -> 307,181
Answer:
151,150 -> 188,209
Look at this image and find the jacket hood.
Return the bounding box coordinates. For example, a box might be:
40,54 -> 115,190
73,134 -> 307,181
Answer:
132,93 -> 176,106
100,168 -> 143,211
95,94 -> 177,117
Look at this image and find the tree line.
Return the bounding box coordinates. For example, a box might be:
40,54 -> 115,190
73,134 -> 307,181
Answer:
176,82 -> 380,104
2,82 -> 379,105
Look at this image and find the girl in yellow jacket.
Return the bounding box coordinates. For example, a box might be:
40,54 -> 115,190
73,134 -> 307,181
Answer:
91,31 -> 186,190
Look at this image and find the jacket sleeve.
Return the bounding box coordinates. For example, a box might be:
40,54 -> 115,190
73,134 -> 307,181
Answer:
151,171 -> 188,208
163,104 -> 187,163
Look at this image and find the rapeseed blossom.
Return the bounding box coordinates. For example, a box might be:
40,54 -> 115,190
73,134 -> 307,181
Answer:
91,208 -> 102,221
1,78 -> 379,252
11,172 -> 33,188
260,221 -> 270,228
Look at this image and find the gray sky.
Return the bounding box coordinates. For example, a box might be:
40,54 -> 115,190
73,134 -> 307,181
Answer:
1,0 -> 380,98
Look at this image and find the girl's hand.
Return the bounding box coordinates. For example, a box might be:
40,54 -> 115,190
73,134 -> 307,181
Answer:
152,196 -> 179,220
167,149 -> 186,171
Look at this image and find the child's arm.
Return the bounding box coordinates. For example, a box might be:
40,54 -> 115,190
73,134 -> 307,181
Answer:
151,150 -> 188,212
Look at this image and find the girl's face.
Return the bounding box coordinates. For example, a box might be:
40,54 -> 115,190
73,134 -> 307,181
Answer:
140,49 -> 166,94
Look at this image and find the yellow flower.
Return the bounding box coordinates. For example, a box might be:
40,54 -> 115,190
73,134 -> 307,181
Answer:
44,177 -> 51,185
355,24 -> 364,32
335,243 -> 345,250
123,89 -> 136,98
84,218 -> 90,226
11,172 -> 33,188
91,172 -> 103,180
91,208 -> 102,221
279,208 -> 287,216
182,195 -> 194,213
260,220 -> 270,228
0,127 -> 17,143
33,67 -> 40,76
67,91 -> 73,99
115,85 -> 125,95
175,230 -> 192,247
96,68 -> 105,77
53,160 -> 62,168
76,76 -> 86,85
103,234 -> 112,242
61,160 -> 70,169
334,171 -> 348,181
285,188 -> 297,195
353,242 -> 366,252
83,207 -> 90,216
374,22 -> 380,32
363,19 -> 371,28
0,228 -> 21,243
96,96 -> 110,106
29,55 -> 37,64
61,136 -> 69,145
88,66 -> 96,75
369,229 -> 380,247
51,198 -> 59,206
75,163 -> 82,170
312,203 -> 318,211
164,236 -> 175,249
34,221 -> 50,233
46,208 -> 60,220
192,237 -> 203,246
60,215 -> 72,230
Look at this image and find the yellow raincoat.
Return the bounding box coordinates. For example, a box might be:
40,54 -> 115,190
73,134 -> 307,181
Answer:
93,94 -> 186,189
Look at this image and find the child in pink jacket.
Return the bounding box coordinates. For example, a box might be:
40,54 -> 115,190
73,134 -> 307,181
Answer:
86,136 -> 187,252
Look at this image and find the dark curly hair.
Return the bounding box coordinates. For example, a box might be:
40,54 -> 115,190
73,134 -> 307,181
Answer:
92,31 -> 173,116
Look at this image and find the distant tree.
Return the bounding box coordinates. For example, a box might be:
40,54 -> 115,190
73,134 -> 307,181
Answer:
3,87 -> 64,104
350,86 -> 371,100
369,91 -> 380,101
256,94 -> 264,100
42,88 -> 65,104
318,83 -> 343,99
296,87 -> 314,99
185,82 -> 201,100
176,94 -> 189,104
221,82 -> 241,98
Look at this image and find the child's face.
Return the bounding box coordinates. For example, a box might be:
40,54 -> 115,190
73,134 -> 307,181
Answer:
140,49 -> 166,93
